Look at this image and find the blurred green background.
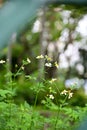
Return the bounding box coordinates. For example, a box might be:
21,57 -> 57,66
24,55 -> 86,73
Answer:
0,1 -> 87,129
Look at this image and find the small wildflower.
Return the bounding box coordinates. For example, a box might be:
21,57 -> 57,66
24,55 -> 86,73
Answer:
49,78 -> 57,84
27,58 -> 31,63
45,63 -> 52,67
68,92 -> 73,99
61,90 -> 68,95
54,61 -> 59,68
49,94 -> 54,100
21,66 -> 24,70
45,55 -> 52,61
61,89 -> 73,99
36,55 -> 44,59
0,60 -> 5,64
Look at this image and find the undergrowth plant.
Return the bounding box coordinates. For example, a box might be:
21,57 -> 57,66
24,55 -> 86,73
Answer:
0,56 -> 87,130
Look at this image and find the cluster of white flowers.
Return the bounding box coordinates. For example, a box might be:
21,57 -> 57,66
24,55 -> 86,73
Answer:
49,94 -> 54,100
36,55 -> 44,59
61,89 -> 73,99
36,55 -> 59,69
45,63 -> 52,67
0,60 -> 5,64
61,90 -> 68,95
68,92 -> 73,99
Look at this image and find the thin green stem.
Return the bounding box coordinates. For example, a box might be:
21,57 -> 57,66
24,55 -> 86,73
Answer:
54,94 -> 68,130
54,83 -> 60,95
54,105 -> 61,130
29,92 -> 39,130
14,65 -> 22,78
34,92 -> 39,108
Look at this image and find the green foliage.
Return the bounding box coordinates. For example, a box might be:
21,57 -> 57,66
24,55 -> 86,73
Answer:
0,2 -> 87,129
0,100 -> 44,130
0,57 -> 87,130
